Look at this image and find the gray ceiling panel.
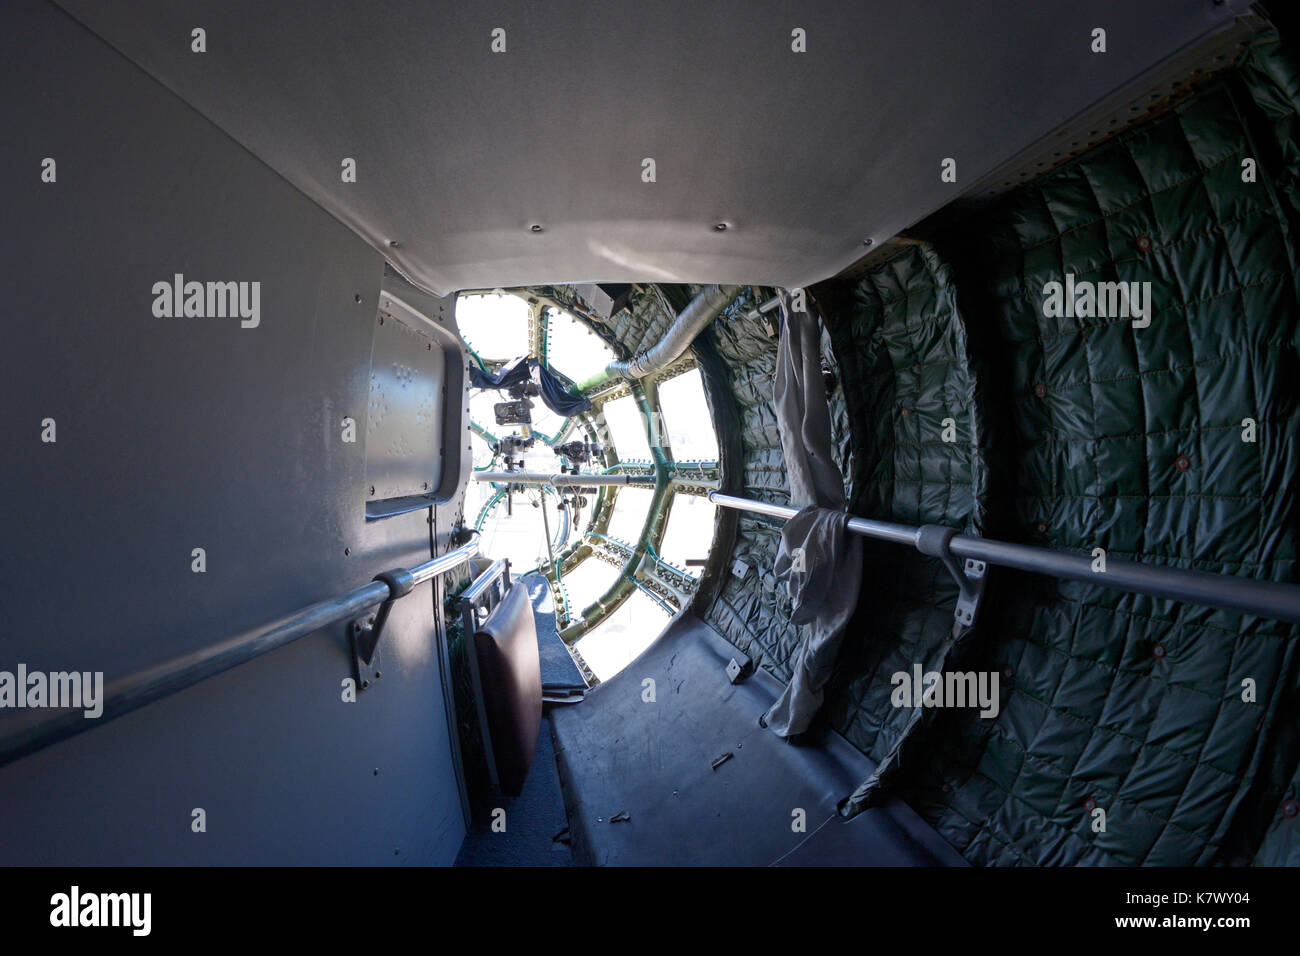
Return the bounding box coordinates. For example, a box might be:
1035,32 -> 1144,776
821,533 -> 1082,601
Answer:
56,0 -> 1248,294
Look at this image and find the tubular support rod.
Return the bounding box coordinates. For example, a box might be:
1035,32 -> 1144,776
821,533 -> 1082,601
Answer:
0,534 -> 481,768
709,492 -> 919,547
458,558 -> 512,794
741,295 -> 782,322
474,471 -> 656,487
708,492 -> 1300,624
459,557 -> 510,607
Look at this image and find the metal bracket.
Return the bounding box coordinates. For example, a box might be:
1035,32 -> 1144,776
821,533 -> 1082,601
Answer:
456,558 -> 512,794
349,615 -> 383,691
350,567 -> 415,692
916,525 -> 988,631
725,646 -> 752,684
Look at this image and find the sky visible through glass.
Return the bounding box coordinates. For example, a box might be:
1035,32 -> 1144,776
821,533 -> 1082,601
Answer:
458,291 -> 717,681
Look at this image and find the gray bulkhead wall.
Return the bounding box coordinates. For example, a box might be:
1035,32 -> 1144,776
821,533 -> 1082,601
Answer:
0,1 -> 468,864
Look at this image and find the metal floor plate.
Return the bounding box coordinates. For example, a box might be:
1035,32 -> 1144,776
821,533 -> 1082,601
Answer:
550,614 -> 967,866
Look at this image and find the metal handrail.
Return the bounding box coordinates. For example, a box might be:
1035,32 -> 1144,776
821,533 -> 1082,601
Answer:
708,492 -> 1300,624
473,471 -> 656,487
459,557 -> 510,607
457,558 -> 513,794
0,534 -> 481,768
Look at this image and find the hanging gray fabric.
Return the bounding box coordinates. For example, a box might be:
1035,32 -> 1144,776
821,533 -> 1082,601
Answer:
763,290 -> 863,737
772,292 -> 847,509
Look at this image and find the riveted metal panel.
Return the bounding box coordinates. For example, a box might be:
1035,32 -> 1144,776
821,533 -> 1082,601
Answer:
365,312 -> 446,503
0,0 -> 468,865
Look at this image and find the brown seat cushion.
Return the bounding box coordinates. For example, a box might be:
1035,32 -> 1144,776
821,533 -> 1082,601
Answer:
473,581 -> 542,796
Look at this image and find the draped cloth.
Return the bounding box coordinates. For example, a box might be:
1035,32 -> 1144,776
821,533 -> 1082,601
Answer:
762,291 -> 863,737
470,356 -> 592,417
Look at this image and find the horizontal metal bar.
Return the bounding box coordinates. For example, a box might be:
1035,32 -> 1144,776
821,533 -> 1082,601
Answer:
709,492 -> 920,547
0,535 -> 481,769
947,535 -> 1300,624
410,537 -> 481,586
474,471 -> 656,487
459,558 -> 510,607
708,492 -> 1300,624
741,295 -> 782,322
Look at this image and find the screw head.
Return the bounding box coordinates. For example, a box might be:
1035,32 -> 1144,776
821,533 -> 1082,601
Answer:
344,547 -> 351,556
714,222 -> 728,231
530,223 -> 543,233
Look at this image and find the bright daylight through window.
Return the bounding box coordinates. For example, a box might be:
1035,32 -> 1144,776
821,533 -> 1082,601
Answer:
458,288 -> 721,682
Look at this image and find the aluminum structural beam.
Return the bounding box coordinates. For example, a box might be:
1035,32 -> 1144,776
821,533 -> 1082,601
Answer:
708,492 -> 1300,625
